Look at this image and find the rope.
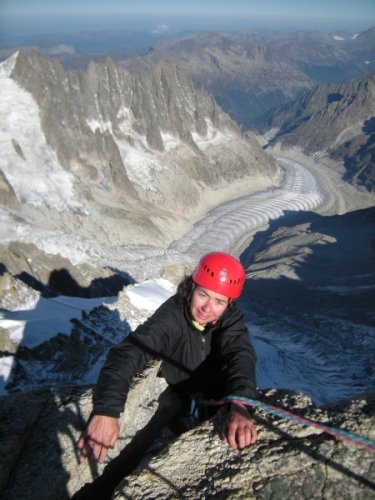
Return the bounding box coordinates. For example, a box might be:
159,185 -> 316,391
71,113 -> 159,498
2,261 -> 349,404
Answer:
200,395 -> 375,453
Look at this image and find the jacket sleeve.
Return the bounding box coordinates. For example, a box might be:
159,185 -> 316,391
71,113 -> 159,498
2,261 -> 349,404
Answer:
93,297 -> 179,418
215,305 -> 257,399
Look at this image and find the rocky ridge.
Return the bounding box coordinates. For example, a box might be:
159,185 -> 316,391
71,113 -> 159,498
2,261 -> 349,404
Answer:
0,361 -> 373,499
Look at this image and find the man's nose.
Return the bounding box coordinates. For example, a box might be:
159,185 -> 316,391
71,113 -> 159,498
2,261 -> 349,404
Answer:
202,299 -> 212,311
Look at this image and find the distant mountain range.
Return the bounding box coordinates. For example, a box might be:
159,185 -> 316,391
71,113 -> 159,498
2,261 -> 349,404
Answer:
120,27 -> 375,127
2,27 -> 374,126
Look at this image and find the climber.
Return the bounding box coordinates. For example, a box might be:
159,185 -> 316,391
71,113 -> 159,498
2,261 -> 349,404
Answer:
77,252 -> 257,463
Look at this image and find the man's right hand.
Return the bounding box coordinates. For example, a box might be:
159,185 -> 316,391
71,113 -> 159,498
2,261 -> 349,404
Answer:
77,415 -> 120,463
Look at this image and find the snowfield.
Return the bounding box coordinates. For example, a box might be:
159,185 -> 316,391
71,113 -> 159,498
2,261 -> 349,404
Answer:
0,54 -> 84,213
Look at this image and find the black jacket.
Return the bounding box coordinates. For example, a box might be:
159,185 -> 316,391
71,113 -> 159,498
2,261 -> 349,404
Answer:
93,295 -> 257,417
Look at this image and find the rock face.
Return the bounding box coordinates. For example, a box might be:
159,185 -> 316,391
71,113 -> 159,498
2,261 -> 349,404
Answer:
257,72 -> 375,192
114,391 -> 375,500
0,242 -> 133,300
0,362 -> 172,500
0,362 -> 374,499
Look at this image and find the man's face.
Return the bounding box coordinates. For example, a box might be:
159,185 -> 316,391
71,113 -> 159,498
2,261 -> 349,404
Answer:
190,285 -> 229,325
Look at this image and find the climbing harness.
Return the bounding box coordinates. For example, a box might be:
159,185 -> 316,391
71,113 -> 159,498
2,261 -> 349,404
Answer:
201,395 -> 375,453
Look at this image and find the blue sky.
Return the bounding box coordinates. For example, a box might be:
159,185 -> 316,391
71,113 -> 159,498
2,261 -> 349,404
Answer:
1,0 -> 374,39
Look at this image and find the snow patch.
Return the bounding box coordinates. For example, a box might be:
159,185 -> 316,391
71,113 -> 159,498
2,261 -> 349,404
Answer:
116,141 -> 166,191
171,157 -> 323,257
334,123 -> 364,146
87,118 -> 113,134
161,131 -> 182,151
192,121 -> 233,150
117,106 -> 141,140
1,51 -> 18,75
0,58 -> 83,212
333,33 -> 359,41
256,128 -> 280,147
126,279 -> 176,311
1,295 -> 113,349
0,356 -> 13,395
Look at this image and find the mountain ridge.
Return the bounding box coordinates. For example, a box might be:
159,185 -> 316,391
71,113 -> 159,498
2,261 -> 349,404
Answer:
1,49 -> 276,249
257,71 -> 375,191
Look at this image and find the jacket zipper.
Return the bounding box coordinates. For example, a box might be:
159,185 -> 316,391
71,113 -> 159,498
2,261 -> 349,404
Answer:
200,333 -> 206,359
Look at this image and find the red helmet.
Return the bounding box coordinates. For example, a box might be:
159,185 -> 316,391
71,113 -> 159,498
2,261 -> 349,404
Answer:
192,252 -> 246,299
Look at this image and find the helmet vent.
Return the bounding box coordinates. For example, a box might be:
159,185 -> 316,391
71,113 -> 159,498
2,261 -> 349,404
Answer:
219,267 -> 227,283
203,264 -> 214,277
